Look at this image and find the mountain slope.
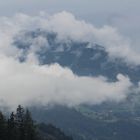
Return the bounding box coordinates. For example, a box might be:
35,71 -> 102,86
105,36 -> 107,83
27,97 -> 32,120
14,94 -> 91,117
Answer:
14,30 -> 140,140
31,105 -> 140,140
14,30 -> 140,83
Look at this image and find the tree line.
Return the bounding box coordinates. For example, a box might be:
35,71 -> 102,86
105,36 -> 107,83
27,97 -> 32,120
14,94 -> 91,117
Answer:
0,105 -> 39,140
0,105 -> 73,140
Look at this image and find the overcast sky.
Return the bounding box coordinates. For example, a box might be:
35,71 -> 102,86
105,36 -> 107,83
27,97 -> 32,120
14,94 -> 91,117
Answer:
0,0 -> 139,43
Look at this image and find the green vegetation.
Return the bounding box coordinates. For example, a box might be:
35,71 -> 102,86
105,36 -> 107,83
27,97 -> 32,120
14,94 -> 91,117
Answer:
0,105 -> 73,140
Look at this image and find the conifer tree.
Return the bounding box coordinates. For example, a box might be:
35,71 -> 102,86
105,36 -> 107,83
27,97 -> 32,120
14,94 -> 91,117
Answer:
15,105 -> 25,140
24,109 -> 37,140
7,112 -> 18,140
0,111 -> 7,140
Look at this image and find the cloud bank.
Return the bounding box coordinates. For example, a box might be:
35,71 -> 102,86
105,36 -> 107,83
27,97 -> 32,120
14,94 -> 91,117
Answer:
0,11 -> 140,65
0,55 -> 133,108
0,11 -> 138,108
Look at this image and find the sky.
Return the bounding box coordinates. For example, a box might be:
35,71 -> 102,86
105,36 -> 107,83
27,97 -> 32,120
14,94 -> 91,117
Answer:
0,0 -> 139,108
0,0 -> 139,42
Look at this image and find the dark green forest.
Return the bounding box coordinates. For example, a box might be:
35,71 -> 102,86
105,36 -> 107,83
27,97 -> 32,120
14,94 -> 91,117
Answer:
0,105 -> 73,140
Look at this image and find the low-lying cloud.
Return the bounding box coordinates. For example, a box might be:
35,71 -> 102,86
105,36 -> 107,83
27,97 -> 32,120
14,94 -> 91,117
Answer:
0,55 -> 133,108
0,11 -> 139,108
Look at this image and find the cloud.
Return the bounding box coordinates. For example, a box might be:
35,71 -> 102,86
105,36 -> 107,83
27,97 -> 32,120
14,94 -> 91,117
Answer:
0,11 -> 140,66
0,11 -> 138,108
0,55 -> 133,108
44,11 -> 140,66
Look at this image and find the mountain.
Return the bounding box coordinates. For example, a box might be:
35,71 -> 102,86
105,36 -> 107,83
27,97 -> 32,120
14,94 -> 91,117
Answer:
14,30 -> 140,83
14,29 -> 140,140
30,104 -> 140,140
38,123 -> 73,140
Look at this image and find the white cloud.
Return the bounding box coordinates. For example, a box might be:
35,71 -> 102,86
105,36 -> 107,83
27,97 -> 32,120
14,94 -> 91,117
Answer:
45,11 -> 140,66
0,11 -> 138,108
0,11 -> 139,66
0,55 -> 133,108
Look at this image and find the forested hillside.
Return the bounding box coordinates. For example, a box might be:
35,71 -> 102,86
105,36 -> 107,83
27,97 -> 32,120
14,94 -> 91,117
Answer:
0,105 -> 73,140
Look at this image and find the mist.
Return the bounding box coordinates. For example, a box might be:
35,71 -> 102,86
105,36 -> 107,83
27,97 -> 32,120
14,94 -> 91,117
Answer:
0,11 -> 139,108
